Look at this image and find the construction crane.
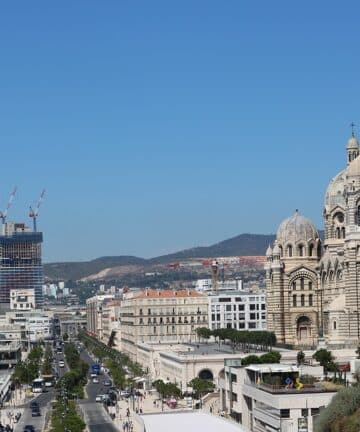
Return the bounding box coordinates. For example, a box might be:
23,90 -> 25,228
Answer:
29,189 -> 45,232
0,187 -> 17,225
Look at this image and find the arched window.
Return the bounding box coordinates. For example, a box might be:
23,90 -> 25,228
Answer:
342,227 -> 346,238
300,278 -> 305,290
309,294 -> 313,306
309,244 -> 314,257
292,281 -> 296,290
301,295 -> 305,306
333,321 -> 337,330
298,245 -> 304,257
336,227 -> 340,239
308,281 -> 312,290
317,243 -> 322,258
293,295 -> 297,307
287,245 -> 293,257
279,245 -> 283,257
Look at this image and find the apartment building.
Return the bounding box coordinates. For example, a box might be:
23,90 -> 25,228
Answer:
86,294 -> 116,340
208,291 -> 266,331
220,361 -> 336,432
10,288 -> 35,311
101,298 -> 122,348
120,289 -> 208,361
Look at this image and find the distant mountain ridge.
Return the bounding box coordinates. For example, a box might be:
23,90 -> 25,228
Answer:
44,231 -> 324,281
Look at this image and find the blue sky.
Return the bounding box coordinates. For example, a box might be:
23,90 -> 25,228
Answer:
0,1 -> 359,262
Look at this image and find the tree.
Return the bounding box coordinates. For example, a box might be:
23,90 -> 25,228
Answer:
260,351 -> 281,363
195,327 -> 211,342
297,350 -> 305,366
313,349 -> 334,377
188,377 -> 215,398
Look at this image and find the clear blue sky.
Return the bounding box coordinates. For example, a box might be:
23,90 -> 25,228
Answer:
0,1 -> 359,262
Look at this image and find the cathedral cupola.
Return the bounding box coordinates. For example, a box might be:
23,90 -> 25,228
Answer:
346,124 -> 359,165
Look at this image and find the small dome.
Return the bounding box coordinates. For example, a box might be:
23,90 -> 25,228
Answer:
266,244 -> 273,257
347,155 -> 360,176
272,240 -> 281,256
324,169 -> 346,211
276,210 -> 319,245
347,135 -> 359,150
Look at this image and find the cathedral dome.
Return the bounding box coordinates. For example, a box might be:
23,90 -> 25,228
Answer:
324,169 -> 346,211
347,135 -> 359,150
276,211 -> 319,245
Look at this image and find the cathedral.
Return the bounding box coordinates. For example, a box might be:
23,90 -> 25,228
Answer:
265,132 -> 360,348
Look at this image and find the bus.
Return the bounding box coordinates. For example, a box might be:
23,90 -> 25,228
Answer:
32,378 -> 45,393
91,364 -> 101,377
43,374 -> 55,388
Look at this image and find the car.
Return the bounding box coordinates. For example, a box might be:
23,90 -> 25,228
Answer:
58,361 -> 65,368
29,401 -> 39,410
95,395 -> 104,402
103,380 -> 111,386
92,377 -> 99,384
31,407 -> 41,417
135,391 -> 143,397
90,372 -> 98,378
23,426 -> 35,432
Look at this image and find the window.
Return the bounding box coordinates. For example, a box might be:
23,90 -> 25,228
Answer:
301,409 -> 308,417
333,321 -> 337,330
226,305 -> 232,311
248,322 -> 256,329
300,278 -> 305,290
238,305 -> 245,311
357,206 -> 360,226
280,409 -> 290,418
299,245 -> 304,256
139,318 -> 143,324
309,294 -> 313,306
309,244 -> 314,257
139,309 -> 143,315
153,326 -> 156,334
250,304 -> 256,310
308,281 -> 312,290
250,313 -> 256,320
219,298 -> 231,302
311,408 -> 320,416
148,308 -> 151,315
261,304 -> 266,310
293,295 -> 297,307
287,245 -> 293,257
301,295 -> 305,306
292,281 -> 296,290
238,322 -> 245,329
231,392 -> 238,402
342,227 -> 346,238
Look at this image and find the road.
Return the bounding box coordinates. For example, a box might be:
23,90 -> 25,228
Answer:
79,349 -> 118,432
15,346 -> 67,432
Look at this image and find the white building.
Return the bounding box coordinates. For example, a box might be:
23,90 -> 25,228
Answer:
208,291 -> 266,331
10,288 -> 35,311
86,294 -> 116,340
194,279 -> 243,292
220,362 -> 337,432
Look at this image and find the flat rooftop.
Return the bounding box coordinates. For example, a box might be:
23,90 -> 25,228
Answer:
140,412 -> 246,432
176,343 -> 247,356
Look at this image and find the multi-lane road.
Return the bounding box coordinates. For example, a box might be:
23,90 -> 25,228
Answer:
15,346 -> 67,432
79,349 -> 118,432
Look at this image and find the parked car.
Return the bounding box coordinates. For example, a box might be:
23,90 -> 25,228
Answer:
92,377 -> 99,384
95,395 -> 104,402
29,401 -> 39,410
23,426 -> 35,432
58,361 -> 65,368
103,380 -> 112,386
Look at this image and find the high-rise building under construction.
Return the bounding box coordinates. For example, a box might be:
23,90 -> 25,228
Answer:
0,222 -> 43,309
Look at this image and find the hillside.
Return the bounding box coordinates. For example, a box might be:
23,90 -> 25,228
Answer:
44,231 -> 323,281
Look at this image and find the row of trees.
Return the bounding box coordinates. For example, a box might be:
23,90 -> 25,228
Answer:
78,331 -> 144,390
13,344 -> 44,385
57,342 -> 88,398
41,344 -> 53,375
50,396 -> 85,432
195,327 -> 277,351
152,377 -> 215,400
241,351 -> 281,366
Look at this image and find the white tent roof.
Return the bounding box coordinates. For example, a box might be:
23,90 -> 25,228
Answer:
245,363 -> 299,373
141,412 -> 246,432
